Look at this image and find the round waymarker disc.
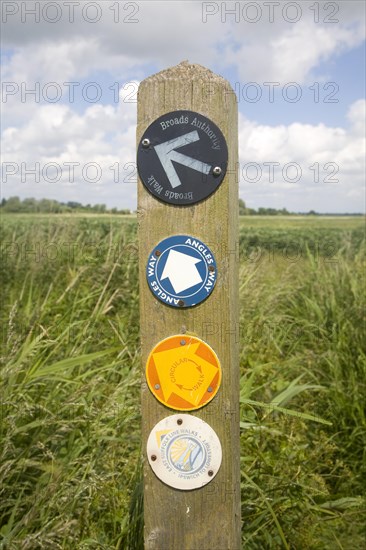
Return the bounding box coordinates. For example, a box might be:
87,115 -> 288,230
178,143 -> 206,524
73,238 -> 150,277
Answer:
146,234 -> 217,308
147,414 -> 222,490
146,334 -> 222,411
137,110 -> 228,206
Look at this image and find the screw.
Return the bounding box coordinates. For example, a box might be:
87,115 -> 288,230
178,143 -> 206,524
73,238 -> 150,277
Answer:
155,250 -> 161,257
207,386 -> 213,393
154,384 -> 160,390
208,470 -> 214,477
151,454 -> 157,461
208,265 -> 215,272
177,419 -> 183,425
178,300 -> 185,307
180,339 -> 186,346
213,166 -> 222,176
142,138 -> 150,148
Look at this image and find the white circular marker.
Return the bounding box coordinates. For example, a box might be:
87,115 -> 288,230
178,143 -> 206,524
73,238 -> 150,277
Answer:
147,414 -> 222,490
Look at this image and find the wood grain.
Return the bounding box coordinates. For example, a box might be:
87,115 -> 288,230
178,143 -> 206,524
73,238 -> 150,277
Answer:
137,61 -> 240,550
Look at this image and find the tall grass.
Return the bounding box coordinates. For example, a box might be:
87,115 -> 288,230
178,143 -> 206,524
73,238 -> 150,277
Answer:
239,230 -> 366,548
1,215 -> 365,548
1,217 -> 141,549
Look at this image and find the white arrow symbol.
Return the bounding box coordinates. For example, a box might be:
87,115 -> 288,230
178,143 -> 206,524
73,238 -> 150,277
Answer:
161,249 -> 202,293
154,131 -> 212,189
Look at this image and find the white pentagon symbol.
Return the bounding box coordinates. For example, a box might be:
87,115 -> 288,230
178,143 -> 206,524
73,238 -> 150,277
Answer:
160,249 -> 202,293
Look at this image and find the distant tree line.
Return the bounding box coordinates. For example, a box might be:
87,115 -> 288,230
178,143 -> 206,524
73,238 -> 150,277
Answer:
1,196 -> 362,216
238,199 -> 363,216
239,199 -> 292,215
0,197 -> 131,215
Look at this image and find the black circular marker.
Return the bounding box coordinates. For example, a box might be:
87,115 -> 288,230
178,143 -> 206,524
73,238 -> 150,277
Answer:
137,110 -> 228,206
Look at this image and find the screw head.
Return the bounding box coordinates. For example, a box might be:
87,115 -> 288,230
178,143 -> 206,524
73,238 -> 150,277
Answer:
151,454 -> 157,461
208,265 -> 215,272
213,166 -> 222,176
155,250 -> 161,257
180,339 -> 186,346
154,384 -> 160,390
207,386 -> 213,393
178,300 -> 185,307
142,138 -> 150,148
208,470 -> 214,477
177,418 -> 183,425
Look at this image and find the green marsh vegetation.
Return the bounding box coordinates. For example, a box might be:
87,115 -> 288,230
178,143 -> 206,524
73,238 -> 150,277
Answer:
1,214 -> 365,548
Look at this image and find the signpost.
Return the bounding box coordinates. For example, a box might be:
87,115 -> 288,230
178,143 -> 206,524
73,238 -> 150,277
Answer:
137,61 -> 240,549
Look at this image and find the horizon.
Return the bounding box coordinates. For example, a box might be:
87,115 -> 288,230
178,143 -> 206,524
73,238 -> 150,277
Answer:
1,195 -> 365,216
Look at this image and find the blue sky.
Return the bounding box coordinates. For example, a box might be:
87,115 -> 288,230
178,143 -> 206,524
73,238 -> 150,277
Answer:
1,0 -> 365,212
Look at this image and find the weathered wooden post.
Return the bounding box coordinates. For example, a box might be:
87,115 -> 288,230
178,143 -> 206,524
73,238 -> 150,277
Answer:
137,61 -> 240,549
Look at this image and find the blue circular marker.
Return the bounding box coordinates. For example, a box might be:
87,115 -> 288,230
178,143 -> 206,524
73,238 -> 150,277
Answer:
146,235 -> 217,308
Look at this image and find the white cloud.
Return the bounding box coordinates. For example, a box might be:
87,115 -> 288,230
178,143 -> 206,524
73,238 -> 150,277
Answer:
3,1 -> 364,89
1,85 -> 138,208
226,10 -> 365,84
1,1 -> 222,128
1,2 -> 220,80
238,100 -> 365,211
347,99 -> 366,136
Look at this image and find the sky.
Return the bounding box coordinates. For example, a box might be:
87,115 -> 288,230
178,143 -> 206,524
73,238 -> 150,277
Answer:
1,0 -> 365,213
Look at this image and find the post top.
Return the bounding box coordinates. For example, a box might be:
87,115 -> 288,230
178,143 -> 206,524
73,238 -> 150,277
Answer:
140,60 -> 232,90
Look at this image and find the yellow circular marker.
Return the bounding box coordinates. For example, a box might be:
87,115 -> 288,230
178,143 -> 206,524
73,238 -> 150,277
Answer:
146,334 -> 221,411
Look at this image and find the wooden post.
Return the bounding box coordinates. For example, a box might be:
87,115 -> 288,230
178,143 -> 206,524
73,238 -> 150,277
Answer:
137,61 -> 240,550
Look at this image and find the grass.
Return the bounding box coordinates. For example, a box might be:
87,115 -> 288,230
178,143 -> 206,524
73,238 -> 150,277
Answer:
1,214 -> 365,549
238,233 -> 366,548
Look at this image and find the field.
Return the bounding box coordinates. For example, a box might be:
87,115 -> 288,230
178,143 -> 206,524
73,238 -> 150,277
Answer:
1,214 -> 365,549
